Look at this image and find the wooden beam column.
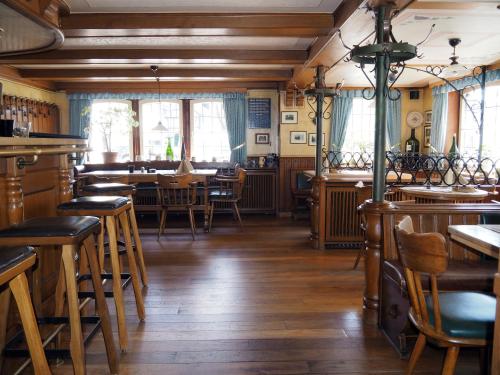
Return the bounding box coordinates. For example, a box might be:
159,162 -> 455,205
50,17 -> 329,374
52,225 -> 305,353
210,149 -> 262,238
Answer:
131,100 -> 141,161
182,99 -> 191,159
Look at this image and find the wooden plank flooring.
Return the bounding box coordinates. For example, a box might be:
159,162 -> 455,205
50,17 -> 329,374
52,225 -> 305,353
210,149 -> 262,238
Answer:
52,216 -> 481,375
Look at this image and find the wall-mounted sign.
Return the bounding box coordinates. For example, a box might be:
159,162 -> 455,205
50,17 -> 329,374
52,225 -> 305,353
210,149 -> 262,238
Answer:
248,98 -> 271,129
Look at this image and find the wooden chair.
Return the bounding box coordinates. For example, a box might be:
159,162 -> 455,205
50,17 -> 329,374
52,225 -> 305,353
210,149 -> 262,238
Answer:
394,215 -> 495,375
157,174 -> 197,240
290,169 -> 312,220
208,168 -> 247,231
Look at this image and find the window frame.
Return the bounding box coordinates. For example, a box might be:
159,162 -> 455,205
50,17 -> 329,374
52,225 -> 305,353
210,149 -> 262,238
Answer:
138,99 -> 183,160
88,99 -> 134,162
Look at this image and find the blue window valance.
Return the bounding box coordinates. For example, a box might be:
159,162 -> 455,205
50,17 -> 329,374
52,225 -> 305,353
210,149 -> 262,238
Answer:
67,92 -> 246,100
432,68 -> 500,95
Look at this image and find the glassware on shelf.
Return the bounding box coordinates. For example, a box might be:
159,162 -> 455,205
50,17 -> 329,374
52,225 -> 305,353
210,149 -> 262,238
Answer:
13,121 -> 31,138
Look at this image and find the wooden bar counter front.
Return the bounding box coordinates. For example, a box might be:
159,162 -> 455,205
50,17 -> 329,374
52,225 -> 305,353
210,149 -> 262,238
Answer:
0,137 -> 87,365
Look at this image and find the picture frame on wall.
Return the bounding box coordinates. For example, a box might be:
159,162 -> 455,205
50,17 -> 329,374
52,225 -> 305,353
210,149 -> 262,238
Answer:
281,111 -> 298,124
424,125 -> 431,147
308,133 -> 326,146
290,131 -> 307,144
255,133 -> 270,144
425,110 -> 432,124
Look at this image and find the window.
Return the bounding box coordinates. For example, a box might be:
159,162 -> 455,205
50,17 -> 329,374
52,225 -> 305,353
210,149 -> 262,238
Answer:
140,100 -> 182,160
342,98 -> 376,153
191,100 -> 230,161
88,100 -> 134,163
459,84 -> 500,158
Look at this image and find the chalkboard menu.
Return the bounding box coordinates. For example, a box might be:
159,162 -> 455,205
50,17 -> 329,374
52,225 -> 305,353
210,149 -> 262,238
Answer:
247,98 -> 271,129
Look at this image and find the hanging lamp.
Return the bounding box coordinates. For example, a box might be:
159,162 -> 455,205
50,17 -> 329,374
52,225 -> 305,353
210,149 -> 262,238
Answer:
439,38 -> 469,78
151,65 -> 168,132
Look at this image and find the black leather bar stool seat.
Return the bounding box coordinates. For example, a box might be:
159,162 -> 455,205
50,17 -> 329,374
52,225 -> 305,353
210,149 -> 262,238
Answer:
79,186 -> 148,287
0,246 -> 51,374
0,216 -> 118,375
58,196 -> 129,212
82,183 -> 136,196
57,196 -> 145,352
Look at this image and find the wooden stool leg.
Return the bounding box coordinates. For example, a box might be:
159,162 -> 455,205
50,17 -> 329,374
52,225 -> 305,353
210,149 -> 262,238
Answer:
407,332 -> 425,374
127,202 -> 148,286
106,215 -> 128,351
118,211 -> 146,321
61,244 -> 86,375
82,236 -> 119,375
98,218 -> 106,272
0,288 -> 11,373
442,346 -> 460,375
9,273 -> 51,375
54,257 -> 67,351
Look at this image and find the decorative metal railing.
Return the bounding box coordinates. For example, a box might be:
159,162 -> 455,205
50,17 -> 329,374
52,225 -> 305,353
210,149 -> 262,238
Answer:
322,150 -> 500,187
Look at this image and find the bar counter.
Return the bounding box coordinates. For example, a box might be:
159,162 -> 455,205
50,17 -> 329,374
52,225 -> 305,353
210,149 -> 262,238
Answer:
0,137 -> 87,325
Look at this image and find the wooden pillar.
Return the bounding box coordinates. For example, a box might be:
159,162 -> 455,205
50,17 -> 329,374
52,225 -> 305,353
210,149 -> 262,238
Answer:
6,157 -> 24,225
182,99 -> 191,159
131,100 -> 140,160
310,175 -> 327,249
362,200 -> 391,314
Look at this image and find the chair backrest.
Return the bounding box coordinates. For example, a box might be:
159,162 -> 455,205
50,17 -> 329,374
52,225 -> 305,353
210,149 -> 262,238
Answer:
157,174 -> 196,206
394,215 -> 449,334
88,175 -> 129,184
214,168 -> 247,201
234,168 -> 247,200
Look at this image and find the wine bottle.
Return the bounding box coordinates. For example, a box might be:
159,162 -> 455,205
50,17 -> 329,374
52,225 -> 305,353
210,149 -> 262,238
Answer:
166,138 -> 174,161
448,133 -> 459,158
405,129 -> 420,153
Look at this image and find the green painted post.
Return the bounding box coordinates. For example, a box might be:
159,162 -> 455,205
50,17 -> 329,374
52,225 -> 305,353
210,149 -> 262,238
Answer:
372,6 -> 388,203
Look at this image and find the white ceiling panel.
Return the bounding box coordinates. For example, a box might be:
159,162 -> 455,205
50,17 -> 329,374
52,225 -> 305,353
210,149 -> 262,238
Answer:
65,0 -> 342,13
61,36 -> 314,50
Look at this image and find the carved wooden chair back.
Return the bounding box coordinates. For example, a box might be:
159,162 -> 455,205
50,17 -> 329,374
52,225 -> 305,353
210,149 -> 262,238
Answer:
157,174 -> 197,208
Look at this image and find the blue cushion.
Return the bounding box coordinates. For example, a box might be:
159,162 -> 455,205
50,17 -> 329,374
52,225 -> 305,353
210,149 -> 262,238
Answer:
426,292 -> 495,340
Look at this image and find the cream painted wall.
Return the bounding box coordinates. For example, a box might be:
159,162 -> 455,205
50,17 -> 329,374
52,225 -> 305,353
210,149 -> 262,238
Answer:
246,90 -> 279,156
279,96 -> 332,157
0,78 -> 69,133
400,88 -> 425,149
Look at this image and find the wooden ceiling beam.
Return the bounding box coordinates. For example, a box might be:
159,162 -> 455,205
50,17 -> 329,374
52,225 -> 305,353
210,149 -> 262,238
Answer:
61,13 -> 334,37
56,80 -> 280,93
0,49 -> 307,65
19,68 -> 292,81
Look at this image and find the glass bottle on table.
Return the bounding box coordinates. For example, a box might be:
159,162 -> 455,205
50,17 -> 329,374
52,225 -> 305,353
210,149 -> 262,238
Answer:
166,137 -> 174,161
405,129 -> 420,154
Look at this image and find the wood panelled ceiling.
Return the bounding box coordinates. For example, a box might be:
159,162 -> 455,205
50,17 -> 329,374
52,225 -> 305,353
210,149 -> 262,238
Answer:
1,0 -> 499,91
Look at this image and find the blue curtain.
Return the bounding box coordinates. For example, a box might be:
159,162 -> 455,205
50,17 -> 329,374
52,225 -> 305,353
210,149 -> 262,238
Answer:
223,93 -> 247,164
329,96 -> 353,151
430,93 -> 448,152
433,68 -> 500,94
386,98 -> 401,151
69,99 -> 92,137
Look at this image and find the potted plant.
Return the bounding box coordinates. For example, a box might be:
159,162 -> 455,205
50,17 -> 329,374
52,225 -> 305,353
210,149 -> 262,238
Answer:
82,104 -> 139,163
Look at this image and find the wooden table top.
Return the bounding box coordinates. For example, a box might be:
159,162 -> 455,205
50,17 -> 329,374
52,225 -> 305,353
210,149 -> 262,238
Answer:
401,185 -> 488,200
448,224 -> 500,259
80,169 -> 218,182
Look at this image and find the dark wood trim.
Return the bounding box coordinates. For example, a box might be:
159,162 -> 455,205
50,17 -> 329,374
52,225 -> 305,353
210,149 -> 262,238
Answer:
131,100 -> 140,161
182,99 -> 191,159
61,13 -> 333,37
0,49 -> 307,65
19,68 -> 292,81
0,66 -> 57,91
56,81 -> 274,93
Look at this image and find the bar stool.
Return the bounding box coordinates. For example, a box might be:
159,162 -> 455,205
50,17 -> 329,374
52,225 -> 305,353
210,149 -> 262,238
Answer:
57,196 -> 145,352
82,182 -> 148,286
0,246 -> 50,374
0,216 -> 118,375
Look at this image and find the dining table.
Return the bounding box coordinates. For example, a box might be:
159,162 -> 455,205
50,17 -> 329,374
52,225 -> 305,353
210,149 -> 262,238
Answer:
448,224 -> 500,374
401,185 -> 488,203
79,169 -> 219,231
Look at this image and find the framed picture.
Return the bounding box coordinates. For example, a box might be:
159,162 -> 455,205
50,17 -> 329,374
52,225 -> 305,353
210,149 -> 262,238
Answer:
425,110 -> 432,124
255,133 -> 270,144
281,111 -> 298,124
424,125 -> 431,147
308,133 -> 326,146
290,131 -> 307,144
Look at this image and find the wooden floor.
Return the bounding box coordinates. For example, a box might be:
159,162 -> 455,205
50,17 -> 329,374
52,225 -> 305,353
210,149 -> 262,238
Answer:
51,216 -> 481,375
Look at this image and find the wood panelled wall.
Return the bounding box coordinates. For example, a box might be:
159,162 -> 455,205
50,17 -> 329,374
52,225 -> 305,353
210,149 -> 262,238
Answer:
0,95 -> 60,133
279,157 -> 315,212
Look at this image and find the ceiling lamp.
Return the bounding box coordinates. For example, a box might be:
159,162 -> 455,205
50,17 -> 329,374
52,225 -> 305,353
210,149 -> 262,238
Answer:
151,65 -> 168,132
439,38 -> 469,78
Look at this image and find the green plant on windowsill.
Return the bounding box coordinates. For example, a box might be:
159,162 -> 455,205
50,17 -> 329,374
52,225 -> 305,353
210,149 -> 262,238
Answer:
82,105 -> 139,163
